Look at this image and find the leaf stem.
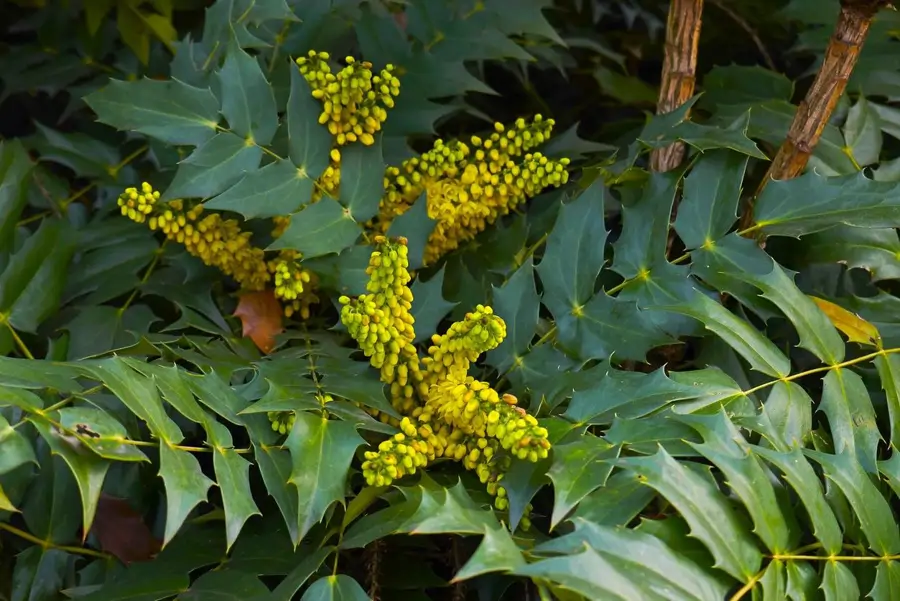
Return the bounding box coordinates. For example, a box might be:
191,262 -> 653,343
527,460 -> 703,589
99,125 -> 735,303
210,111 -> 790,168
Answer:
5,321 -> 34,360
0,522 -> 111,560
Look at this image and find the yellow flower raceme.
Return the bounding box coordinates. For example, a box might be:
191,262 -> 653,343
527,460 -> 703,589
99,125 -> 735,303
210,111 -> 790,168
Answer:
341,237 -> 550,524
297,51 -> 400,147
378,116 -> 570,265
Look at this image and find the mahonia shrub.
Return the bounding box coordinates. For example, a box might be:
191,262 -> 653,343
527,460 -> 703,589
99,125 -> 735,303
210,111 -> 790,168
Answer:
9,1 -> 900,601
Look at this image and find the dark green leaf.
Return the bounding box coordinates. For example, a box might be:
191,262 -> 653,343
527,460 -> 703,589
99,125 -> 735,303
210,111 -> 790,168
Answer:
872,561 -> 900,600
269,547 -> 333,601
805,450 -> 900,555
556,291 -> 672,362
300,575 -> 369,601
754,171 -> 900,238
486,258 -> 540,371
819,368 -> 880,473
822,561 -> 860,601
395,480 -> 500,535
285,412 -> 364,541
410,266 -> 458,343
217,44 -> 278,145
386,194 -> 435,271
158,444 -> 214,546
339,140 -> 385,222
181,570 -> 269,601
0,413 -> 36,475
287,67 -> 332,179
674,149 -> 748,249
619,447 -> 762,580
752,447 -> 843,554
547,436 -> 619,528
164,132 -> 263,200
644,112 -> 767,159
757,382 -> 812,450
31,419 -> 110,534
268,198 -> 360,259
453,525 -> 525,581
78,562 -> 190,601
214,448 -> 261,550
83,78 -> 220,146
11,548 -> 69,601
700,65 -> 793,107
651,290 -> 790,378
535,519 -> 729,601
57,407 -> 149,462
844,95 -> 882,167
569,470 -> 655,527
719,240 -> 845,364
514,547 -> 654,599
0,219 -> 64,315
611,171 -> 678,279
537,181 -> 608,319
798,225 -> 900,282
0,140 -> 32,253
205,159 -> 313,219
321,370 -> 399,420
678,411 -> 790,552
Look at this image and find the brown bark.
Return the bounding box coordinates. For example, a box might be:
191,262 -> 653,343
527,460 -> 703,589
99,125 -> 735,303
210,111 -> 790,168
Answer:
650,0 -> 704,173
758,0 -> 890,188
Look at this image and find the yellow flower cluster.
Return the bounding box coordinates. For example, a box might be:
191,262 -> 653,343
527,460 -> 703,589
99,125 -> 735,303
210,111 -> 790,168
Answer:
341,237 -> 550,523
119,183 -> 270,290
118,183 -> 318,317
297,50 -> 400,147
339,237 -> 425,415
378,116 -> 570,265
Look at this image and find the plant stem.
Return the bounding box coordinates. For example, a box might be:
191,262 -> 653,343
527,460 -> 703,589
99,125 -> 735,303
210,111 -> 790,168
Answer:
745,0 -> 890,229
650,0 -> 704,174
0,522 -> 111,560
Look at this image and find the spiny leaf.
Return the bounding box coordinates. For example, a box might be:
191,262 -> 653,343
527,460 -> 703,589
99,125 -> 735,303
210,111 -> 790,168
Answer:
822,561 -> 860,601
0,139 -> 33,254
158,444 -> 215,547
395,480 -> 500,535
537,180 -> 608,320
338,140 -> 386,222
386,194 -> 435,271
217,43 -> 278,146
556,291 -> 673,362
83,78 -> 220,146
268,547 -> 333,601
285,412 -> 365,542
534,519 -> 730,601
287,67 -> 333,180
77,562 -> 190,601
0,413 -> 36,475
56,407 -> 149,462
214,447 -> 261,550
674,149 -> 748,249
618,447 -> 762,580
181,570 -> 269,601
756,382 -> 813,450
877,354 -> 900,449
844,94 -> 882,167
410,266 -> 458,343
818,368 -> 880,474
486,258 -> 540,372
805,450 -> 900,555
269,197 -> 361,258
611,171 -> 679,280
652,290 -> 791,378
164,132 -> 263,200
677,411 -> 790,553
30,419 -> 111,536
453,525 -> 526,582
752,446 -> 843,554
809,296 -> 880,347
205,159 -> 313,219
233,290 -> 284,354
799,225 -> 900,282
300,575 -> 369,601
753,171 -> 900,237
719,238 -> 845,364
547,436 -> 619,528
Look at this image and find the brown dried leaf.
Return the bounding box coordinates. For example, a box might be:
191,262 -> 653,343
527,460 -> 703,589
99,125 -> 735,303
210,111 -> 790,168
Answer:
234,289 -> 283,354
90,493 -> 161,564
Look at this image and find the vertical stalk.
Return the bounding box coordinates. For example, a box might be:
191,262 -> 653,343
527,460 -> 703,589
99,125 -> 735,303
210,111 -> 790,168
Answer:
755,0 -> 890,190
650,0 -> 704,173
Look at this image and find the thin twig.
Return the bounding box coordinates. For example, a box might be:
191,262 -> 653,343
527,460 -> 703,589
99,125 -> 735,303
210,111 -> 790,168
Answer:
650,0 -> 704,173
707,0 -> 776,71
742,0 -> 891,231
